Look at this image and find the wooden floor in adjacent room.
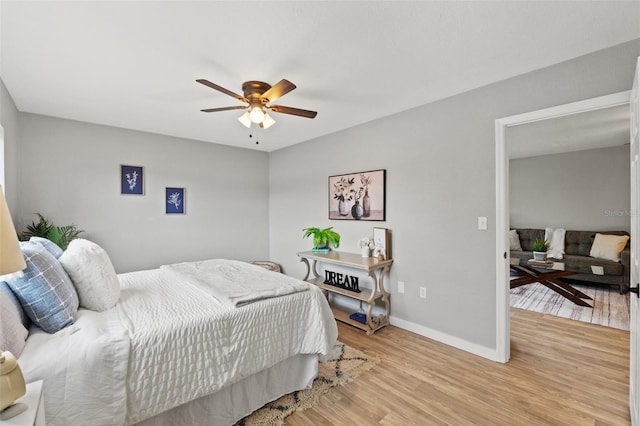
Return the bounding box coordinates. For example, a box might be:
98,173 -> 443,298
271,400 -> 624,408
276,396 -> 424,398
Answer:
287,308 -> 630,425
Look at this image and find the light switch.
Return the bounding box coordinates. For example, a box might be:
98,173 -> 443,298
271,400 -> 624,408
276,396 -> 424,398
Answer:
478,216 -> 487,230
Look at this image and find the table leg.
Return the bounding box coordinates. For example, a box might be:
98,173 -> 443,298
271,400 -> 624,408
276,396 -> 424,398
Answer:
549,278 -> 593,300
539,280 -> 592,307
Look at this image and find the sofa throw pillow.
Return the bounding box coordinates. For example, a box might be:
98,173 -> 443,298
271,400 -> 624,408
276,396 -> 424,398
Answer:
6,241 -> 79,333
509,230 -> 522,251
59,239 -> 120,312
0,282 -> 29,357
589,233 -> 630,262
29,236 -> 64,258
544,228 -> 566,260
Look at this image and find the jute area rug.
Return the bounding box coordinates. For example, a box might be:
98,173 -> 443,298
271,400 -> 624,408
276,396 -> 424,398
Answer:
510,281 -> 630,331
236,342 -> 379,426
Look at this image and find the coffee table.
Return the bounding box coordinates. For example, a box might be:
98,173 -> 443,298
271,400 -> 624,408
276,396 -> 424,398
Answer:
510,264 -> 593,307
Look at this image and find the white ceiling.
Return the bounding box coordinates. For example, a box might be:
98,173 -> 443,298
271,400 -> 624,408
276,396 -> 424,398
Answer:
508,103 -> 631,159
1,1 -> 639,152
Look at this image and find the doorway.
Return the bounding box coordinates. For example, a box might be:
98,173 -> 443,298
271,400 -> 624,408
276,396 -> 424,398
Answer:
494,90 -> 631,362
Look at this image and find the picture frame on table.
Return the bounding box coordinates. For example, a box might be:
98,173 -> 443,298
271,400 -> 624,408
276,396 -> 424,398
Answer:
373,227 -> 391,260
120,165 -> 144,195
329,169 -> 385,221
166,187 -> 185,214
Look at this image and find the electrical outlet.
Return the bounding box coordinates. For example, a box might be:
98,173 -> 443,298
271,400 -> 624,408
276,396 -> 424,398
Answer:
419,287 -> 426,299
398,281 -> 405,293
478,216 -> 487,230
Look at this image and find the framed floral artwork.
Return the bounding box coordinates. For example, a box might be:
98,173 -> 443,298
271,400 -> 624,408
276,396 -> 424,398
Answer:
329,169 -> 385,221
120,165 -> 144,195
166,187 -> 185,214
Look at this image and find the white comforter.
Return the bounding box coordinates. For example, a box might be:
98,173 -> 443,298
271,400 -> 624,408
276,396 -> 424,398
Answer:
19,260 -> 338,426
19,309 -> 130,425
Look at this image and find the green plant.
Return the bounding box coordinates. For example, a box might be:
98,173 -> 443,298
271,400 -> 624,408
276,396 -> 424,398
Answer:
302,227 -> 340,250
19,213 -> 83,250
531,238 -> 550,252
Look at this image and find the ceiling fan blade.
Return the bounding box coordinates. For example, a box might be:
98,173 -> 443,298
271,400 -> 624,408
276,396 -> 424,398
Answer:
200,106 -> 248,113
268,105 -> 317,119
196,79 -> 248,103
260,79 -> 296,103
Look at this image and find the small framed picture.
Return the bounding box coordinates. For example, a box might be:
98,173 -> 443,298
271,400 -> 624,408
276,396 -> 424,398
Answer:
166,187 -> 185,214
121,165 -> 144,195
373,227 -> 391,260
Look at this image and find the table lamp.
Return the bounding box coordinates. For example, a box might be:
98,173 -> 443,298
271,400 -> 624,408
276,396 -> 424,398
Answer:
0,185 -> 28,419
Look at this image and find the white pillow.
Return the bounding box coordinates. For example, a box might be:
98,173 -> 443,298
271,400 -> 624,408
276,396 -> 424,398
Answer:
59,239 -> 120,312
509,230 -> 522,251
544,228 -> 566,259
589,233 -> 630,262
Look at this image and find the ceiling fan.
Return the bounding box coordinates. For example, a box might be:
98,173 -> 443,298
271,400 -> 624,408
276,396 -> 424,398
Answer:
196,79 -> 317,129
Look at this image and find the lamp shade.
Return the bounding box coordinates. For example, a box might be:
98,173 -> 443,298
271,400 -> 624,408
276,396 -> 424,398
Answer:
238,111 -> 252,128
260,113 -> 276,129
249,106 -> 265,124
0,186 -> 26,277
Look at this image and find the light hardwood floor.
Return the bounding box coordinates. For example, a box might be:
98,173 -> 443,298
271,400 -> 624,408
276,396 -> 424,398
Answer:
287,308 -> 630,425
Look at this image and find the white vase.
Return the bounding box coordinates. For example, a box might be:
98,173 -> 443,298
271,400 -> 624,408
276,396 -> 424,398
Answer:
361,247 -> 370,257
338,200 -> 349,216
532,251 -> 548,261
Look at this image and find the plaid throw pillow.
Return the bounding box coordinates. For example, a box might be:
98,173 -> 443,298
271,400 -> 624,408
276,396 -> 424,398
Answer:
7,241 -> 79,333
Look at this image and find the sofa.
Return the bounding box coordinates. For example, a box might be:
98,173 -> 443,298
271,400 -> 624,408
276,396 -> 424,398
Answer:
510,228 -> 631,290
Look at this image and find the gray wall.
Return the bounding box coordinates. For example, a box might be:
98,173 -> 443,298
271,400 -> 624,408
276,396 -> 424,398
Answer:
510,146 -> 631,232
0,79 -> 20,210
14,113 -> 270,273
269,39 -> 640,352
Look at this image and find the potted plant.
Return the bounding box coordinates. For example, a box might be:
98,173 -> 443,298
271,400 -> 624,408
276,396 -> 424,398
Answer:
19,213 -> 83,250
302,227 -> 340,252
531,238 -> 550,261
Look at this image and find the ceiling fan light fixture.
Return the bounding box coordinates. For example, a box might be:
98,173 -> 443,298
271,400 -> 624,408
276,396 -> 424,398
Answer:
197,78 -> 317,132
249,105 -> 265,124
260,113 -> 276,129
238,111 -> 252,128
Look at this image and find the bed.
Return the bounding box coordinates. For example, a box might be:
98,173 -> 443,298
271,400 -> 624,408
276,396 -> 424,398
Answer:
2,239 -> 338,426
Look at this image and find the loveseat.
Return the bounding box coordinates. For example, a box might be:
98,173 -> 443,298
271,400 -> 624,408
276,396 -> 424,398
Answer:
510,228 -> 631,290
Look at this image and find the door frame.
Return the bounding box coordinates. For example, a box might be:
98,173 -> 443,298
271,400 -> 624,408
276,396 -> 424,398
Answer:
628,57 -> 639,426
494,90 -> 631,363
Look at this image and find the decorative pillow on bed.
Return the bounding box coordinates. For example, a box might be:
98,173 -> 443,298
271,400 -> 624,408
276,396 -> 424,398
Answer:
589,233 -> 630,262
0,282 -> 29,357
6,241 -> 79,333
509,230 -> 522,251
29,236 -> 64,258
59,239 -> 120,312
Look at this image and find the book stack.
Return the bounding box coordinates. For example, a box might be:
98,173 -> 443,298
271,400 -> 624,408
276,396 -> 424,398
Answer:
527,259 -> 554,268
349,312 -> 367,324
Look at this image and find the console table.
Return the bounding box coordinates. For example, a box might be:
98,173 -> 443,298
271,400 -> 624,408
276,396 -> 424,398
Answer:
297,251 -> 393,335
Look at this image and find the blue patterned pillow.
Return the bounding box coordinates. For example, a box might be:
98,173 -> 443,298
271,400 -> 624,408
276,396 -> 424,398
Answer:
6,241 -> 79,333
28,236 -> 64,258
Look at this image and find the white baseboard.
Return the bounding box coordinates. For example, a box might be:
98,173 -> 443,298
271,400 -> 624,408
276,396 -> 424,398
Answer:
328,289 -> 501,362
389,315 -> 501,362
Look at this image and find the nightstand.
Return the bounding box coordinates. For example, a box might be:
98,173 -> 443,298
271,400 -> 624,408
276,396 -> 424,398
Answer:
0,380 -> 45,426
